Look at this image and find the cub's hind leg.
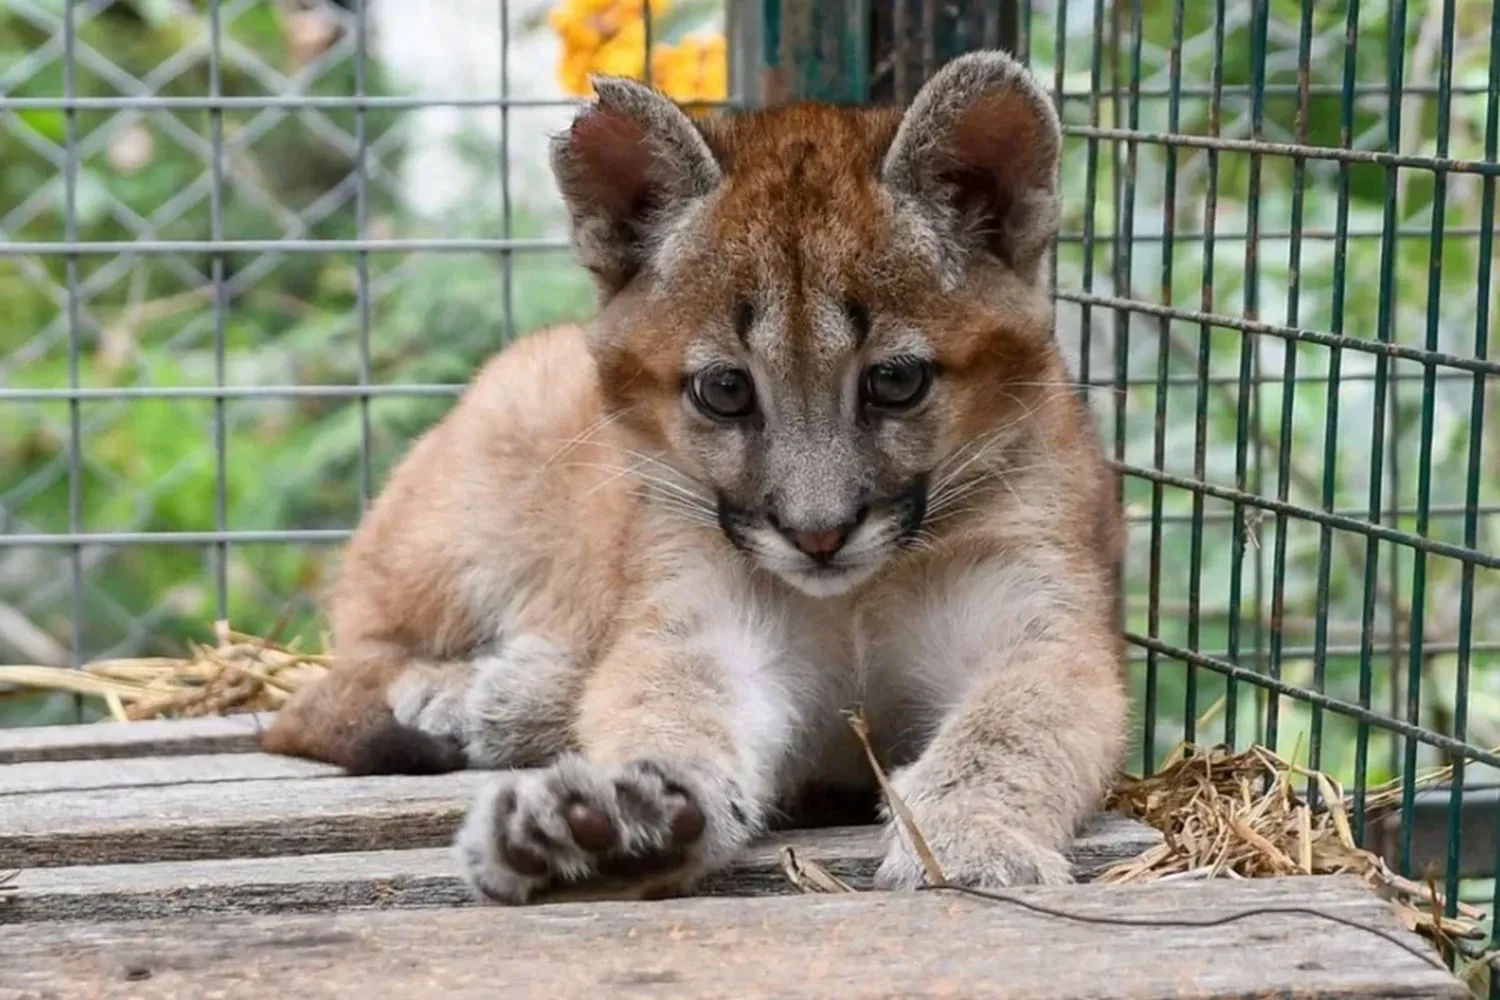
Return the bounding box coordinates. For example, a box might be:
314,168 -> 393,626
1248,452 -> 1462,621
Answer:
261,323 -> 628,776
264,633 -> 584,775
388,633 -> 583,769
260,654 -> 469,776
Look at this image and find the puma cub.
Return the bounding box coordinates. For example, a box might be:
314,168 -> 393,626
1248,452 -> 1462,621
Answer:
263,50 -> 1129,903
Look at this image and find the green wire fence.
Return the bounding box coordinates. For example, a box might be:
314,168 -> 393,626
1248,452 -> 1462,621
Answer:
754,0 -> 1499,972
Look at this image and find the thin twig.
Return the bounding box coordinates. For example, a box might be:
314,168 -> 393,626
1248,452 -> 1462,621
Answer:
846,707 -> 947,887
778,847 -> 855,894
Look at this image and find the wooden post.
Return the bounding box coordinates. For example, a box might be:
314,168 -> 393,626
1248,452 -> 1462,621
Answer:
738,0 -> 1022,107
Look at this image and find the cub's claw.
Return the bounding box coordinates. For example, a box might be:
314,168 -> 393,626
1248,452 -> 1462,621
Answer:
454,756 -> 710,904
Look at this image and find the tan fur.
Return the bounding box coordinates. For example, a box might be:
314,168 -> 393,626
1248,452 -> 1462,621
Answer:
265,50 -> 1129,903
263,325 -> 635,772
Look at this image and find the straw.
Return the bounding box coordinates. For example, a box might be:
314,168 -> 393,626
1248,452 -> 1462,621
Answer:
0,620 -> 330,721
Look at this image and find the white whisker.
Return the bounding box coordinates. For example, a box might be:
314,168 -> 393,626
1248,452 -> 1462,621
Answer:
928,385 -> 1075,506
541,407 -> 632,469
927,459 -> 1049,517
558,458 -> 717,512
922,503 -> 986,528
926,477 -> 997,516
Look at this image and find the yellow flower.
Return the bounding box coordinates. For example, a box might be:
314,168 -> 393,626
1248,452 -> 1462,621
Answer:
549,0 -> 724,103
558,47 -> 596,96
652,33 -> 726,103
592,19 -> 649,80
550,15 -> 602,51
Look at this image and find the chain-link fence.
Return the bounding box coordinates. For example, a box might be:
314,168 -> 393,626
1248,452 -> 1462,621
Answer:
2,0 -> 1498,970
1,0 -> 594,682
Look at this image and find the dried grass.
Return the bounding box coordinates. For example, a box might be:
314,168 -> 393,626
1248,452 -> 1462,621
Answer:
0,621 -> 329,722
1102,741 -> 1489,957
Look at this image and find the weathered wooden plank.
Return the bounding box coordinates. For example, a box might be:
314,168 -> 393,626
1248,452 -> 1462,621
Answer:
0,828 -> 867,923
0,759 -> 1159,873
1374,786 -> 1499,879
1,770 -> 480,868
0,876 -> 1462,999
0,752 -> 340,796
1059,812 -> 1163,878
0,818 -> 1160,923
0,714 -> 273,765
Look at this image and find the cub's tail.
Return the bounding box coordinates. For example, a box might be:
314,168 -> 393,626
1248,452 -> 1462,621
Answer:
260,664 -> 467,776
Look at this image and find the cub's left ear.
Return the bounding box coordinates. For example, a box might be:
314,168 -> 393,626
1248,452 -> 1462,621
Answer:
881,50 -> 1061,279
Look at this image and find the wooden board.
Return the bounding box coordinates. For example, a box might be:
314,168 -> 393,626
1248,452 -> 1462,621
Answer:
0,714 -> 272,765
0,754 -> 1161,872
1373,785 -> 1500,880
0,752 -> 340,796
0,876 -> 1463,999
0,715 -> 1467,997
0,819 -> 1160,924
1,768 -> 480,868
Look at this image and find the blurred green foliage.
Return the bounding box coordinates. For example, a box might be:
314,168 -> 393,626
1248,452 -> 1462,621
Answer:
0,1 -> 594,726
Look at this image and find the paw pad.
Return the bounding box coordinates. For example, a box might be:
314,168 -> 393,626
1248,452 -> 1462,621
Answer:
457,757 -> 710,904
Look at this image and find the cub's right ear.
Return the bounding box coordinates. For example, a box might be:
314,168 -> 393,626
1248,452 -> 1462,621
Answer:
550,77 -> 722,294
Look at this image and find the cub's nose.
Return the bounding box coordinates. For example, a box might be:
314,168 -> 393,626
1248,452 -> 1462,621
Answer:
767,515 -> 859,563
786,526 -> 850,560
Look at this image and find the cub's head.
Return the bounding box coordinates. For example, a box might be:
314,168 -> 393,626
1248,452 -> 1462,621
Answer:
552,51 -> 1065,597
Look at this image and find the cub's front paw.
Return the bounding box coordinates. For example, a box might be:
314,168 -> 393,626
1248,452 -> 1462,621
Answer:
453,756 -> 718,904
874,821 -> 1073,891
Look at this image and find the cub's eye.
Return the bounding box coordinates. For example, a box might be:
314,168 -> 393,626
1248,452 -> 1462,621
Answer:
690,366 -> 757,420
862,357 -> 933,411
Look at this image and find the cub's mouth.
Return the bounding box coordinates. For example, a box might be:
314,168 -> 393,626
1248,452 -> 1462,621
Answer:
714,475 -> 929,598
